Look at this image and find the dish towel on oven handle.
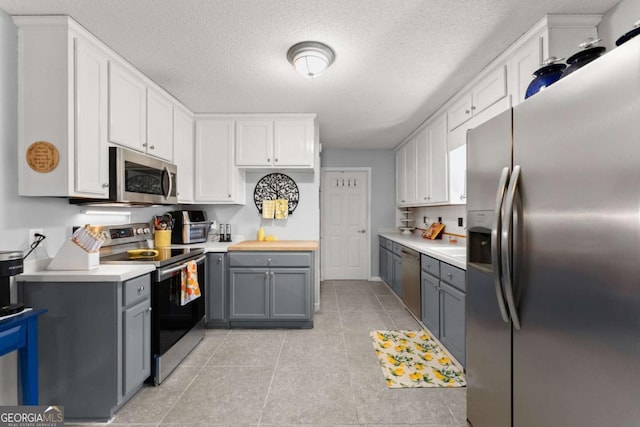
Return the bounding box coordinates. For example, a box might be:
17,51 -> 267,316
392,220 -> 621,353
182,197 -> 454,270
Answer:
180,260 -> 201,306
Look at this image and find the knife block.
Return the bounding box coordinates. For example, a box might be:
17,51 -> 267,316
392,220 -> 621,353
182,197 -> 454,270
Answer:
47,240 -> 99,270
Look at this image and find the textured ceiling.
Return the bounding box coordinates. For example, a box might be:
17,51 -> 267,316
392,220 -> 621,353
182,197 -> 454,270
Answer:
0,0 -> 620,149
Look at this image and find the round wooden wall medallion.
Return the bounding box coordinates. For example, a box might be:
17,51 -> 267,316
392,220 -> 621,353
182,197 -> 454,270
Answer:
26,141 -> 59,173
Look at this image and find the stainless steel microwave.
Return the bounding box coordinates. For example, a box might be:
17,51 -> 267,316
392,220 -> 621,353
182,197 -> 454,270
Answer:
71,147 -> 177,206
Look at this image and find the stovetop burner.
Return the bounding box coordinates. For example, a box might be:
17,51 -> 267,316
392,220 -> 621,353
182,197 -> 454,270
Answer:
96,222 -> 205,268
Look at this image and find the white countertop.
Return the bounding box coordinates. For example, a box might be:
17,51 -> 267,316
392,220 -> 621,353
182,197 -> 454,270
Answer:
379,231 -> 467,270
17,264 -> 156,282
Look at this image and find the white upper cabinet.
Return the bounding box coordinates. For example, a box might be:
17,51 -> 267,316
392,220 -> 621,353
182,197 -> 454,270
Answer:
108,61 -> 147,151
395,138 -> 416,206
448,144 -> 466,205
413,114 -> 448,206
74,35 -> 110,197
235,119 -> 274,166
14,16 -> 110,198
508,34 -> 544,106
173,106 -> 194,203
146,87 -> 174,161
448,65 -> 507,131
273,118 -> 315,167
235,115 -> 316,169
194,117 -> 246,204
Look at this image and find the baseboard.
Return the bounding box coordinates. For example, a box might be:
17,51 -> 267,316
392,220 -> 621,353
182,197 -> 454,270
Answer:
370,276 -> 382,281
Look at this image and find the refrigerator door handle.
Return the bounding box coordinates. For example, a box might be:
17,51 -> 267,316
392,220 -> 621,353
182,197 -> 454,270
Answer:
491,166 -> 511,323
501,164 -> 522,330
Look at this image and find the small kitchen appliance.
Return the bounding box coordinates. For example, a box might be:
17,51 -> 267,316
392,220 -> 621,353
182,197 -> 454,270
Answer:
98,222 -> 205,385
167,210 -> 210,244
0,251 -> 24,308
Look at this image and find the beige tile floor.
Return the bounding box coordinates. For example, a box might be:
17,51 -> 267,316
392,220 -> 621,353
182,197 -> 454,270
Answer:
69,280 -> 467,426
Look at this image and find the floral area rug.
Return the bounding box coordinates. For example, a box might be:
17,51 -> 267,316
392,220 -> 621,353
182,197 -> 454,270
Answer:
370,330 -> 466,388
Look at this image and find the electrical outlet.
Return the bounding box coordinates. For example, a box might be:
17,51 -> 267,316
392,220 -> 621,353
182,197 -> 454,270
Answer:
29,228 -> 43,246
423,216 -> 427,224
458,217 -> 464,227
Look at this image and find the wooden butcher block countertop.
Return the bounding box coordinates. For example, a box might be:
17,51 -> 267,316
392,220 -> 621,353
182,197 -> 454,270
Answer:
227,240 -> 319,251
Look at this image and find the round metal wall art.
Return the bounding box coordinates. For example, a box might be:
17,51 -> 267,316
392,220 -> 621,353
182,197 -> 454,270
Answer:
254,173 -> 299,215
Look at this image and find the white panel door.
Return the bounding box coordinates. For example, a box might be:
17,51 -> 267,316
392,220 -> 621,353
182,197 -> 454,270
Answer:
74,36 -> 109,197
321,170 -> 369,280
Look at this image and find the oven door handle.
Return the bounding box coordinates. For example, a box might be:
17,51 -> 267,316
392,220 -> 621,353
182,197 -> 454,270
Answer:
157,255 -> 206,280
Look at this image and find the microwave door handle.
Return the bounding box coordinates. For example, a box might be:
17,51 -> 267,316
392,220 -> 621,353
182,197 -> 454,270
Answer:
162,166 -> 173,200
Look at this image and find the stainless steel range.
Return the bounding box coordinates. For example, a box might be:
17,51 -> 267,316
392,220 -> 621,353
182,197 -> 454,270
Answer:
99,222 -> 205,385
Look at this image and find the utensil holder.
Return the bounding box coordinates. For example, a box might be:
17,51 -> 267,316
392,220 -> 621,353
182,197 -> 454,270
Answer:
154,230 -> 172,247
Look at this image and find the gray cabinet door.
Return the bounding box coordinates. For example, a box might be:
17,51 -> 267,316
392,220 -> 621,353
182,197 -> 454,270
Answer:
392,254 -> 402,296
385,248 -> 393,286
379,244 -> 388,283
421,271 -> 440,337
229,268 -> 269,319
206,253 -> 227,323
270,268 -> 311,320
439,281 -> 466,366
123,297 -> 151,397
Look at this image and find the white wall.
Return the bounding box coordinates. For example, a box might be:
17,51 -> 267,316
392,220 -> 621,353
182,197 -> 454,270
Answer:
320,149 -> 396,278
200,170 -> 319,241
598,0 -> 640,50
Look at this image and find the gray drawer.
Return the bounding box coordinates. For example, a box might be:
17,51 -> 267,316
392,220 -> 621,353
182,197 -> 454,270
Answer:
391,242 -> 403,255
229,252 -> 312,268
440,262 -> 466,292
384,238 -> 393,251
421,254 -> 440,278
379,236 -> 387,247
123,274 -> 150,306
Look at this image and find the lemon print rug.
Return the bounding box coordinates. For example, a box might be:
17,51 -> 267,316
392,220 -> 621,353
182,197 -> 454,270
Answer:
370,330 -> 466,388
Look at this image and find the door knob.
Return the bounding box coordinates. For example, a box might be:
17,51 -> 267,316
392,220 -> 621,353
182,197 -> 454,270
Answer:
357,229 -> 366,233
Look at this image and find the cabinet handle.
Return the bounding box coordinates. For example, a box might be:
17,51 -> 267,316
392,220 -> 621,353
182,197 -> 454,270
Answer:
138,286 -> 145,293
102,183 -> 109,188
465,110 -> 470,114
149,145 -> 155,150
267,258 -> 272,263
142,143 -> 148,148
274,158 -> 278,162
267,158 -> 271,162
228,194 -> 231,198
460,194 -> 467,200
471,105 -> 476,110
265,271 -> 269,276
147,307 -> 152,312
217,257 -> 222,264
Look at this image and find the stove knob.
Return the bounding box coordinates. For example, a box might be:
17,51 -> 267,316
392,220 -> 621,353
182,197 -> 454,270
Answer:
102,231 -> 109,240
143,227 -> 151,234
136,228 -> 145,235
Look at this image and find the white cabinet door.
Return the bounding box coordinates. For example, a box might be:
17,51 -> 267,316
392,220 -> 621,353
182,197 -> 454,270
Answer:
74,36 -> 109,197
108,61 -> 146,151
146,87 -> 173,161
472,65 -> 507,115
235,119 -> 273,166
416,114 -> 448,205
449,144 -> 466,205
195,118 -> 245,203
274,119 -> 314,167
447,94 -> 473,131
396,140 -> 417,206
173,107 -> 194,203
428,114 -> 449,204
395,148 -> 406,205
509,34 -> 543,106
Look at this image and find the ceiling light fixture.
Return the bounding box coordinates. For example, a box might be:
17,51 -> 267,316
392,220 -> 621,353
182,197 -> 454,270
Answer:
287,41 -> 335,78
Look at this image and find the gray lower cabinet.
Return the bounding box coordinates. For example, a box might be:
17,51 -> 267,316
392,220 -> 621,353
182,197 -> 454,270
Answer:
19,274 -> 151,420
206,253 -> 228,327
392,252 -> 402,296
420,254 -> 466,366
379,238 -> 388,282
228,251 -> 313,328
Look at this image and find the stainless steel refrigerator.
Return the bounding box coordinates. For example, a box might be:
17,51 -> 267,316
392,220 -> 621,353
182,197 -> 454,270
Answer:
466,36 -> 640,427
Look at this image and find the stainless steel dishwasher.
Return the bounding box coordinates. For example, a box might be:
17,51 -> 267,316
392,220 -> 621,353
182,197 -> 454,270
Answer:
401,247 -> 421,319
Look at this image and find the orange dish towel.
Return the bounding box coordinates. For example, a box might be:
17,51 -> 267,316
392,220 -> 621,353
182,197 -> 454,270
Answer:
180,260 -> 201,306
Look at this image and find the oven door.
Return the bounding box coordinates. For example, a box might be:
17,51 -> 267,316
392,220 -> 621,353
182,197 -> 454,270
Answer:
151,254 -> 206,383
